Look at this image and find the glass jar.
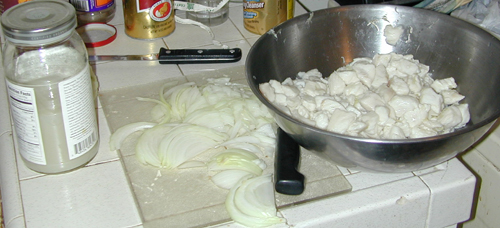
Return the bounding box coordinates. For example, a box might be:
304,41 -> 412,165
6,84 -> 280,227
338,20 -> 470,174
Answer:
1,0 -> 100,174
70,0 -> 116,26
186,0 -> 229,27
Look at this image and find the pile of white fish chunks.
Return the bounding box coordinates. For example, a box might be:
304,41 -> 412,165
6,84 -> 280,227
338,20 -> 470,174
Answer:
260,53 -> 470,139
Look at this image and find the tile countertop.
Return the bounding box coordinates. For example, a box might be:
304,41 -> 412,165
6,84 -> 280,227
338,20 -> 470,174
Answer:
0,1 -> 478,228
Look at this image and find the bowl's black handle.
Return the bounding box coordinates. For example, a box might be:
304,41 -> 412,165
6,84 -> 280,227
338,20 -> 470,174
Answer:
274,128 -> 305,195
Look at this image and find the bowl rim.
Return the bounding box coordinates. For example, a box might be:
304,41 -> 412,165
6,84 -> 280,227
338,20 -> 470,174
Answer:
245,4 -> 500,144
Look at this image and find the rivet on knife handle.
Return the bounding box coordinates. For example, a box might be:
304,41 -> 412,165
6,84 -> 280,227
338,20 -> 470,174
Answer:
158,47 -> 242,64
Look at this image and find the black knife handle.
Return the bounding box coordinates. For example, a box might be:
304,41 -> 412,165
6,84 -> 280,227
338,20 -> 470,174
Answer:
274,128 -> 305,195
158,47 -> 242,64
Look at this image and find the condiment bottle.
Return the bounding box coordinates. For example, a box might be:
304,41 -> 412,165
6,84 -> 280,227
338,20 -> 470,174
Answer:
243,0 -> 294,35
1,0 -> 100,174
69,0 -> 116,25
0,0 -> 22,13
123,0 -> 175,40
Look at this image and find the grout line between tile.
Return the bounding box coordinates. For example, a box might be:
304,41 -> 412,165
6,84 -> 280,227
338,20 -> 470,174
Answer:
85,158 -> 121,167
349,174 -> 419,193
0,133 -> 27,228
417,175 -> 434,228
123,224 -> 144,228
18,173 -> 45,182
4,214 -> 25,228
114,148 -> 147,226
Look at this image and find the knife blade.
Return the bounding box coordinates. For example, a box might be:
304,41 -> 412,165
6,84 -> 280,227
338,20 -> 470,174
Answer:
88,47 -> 242,64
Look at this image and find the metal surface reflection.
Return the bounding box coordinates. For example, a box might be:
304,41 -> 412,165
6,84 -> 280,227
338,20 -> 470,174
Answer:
246,5 -> 500,172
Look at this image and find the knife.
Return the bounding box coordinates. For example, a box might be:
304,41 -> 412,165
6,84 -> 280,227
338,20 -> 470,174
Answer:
88,47 -> 242,64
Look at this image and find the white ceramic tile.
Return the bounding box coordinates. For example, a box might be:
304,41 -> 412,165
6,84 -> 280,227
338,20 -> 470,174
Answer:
345,170 -> 414,192
294,1 -> 310,16
281,176 -> 430,227
412,159 -> 451,176
15,152 -> 45,181
163,17 -> 244,49
177,39 -> 251,76
418,158 -> 476,228
336,166 -> 351,176
462,214 -> 489,228
210,220 -> 288,228
89,108 -> 120,164
86,24 -> 167,56
108,0 -> 124,26
228,4 -> 261,39
5,217 -> 25,228
0,134 -> 26,228
93,60 -> 183,90
20,161 -> 142,228
346,168 -> 361,174
174,2 -> 242,19
128,225 -> 145,228
0,77 -> 12,135
297,0 -> 330,11
471,121 -> 500,167
461,149 -> 500,228
245,36 -> 260,46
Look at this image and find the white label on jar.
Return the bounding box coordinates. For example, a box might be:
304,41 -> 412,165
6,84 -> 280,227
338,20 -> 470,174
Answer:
6,82 -> 46,165
59,65 -> 98,160
6,65 -> 98,164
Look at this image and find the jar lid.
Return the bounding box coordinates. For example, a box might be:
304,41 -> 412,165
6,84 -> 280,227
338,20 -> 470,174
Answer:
76,23 -> 117,47
1,0 -> 77,43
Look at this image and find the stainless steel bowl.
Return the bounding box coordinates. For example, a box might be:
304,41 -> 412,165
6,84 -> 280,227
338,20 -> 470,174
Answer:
246,5 -> 500,172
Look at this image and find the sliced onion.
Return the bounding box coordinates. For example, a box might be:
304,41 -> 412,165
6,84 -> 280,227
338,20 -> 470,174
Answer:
158,81 -> 179,105
109,122 -> 156,151
251,132 -> 275,146
178,160 -> 206,169
135,124 -> 178,167
234,174 -> 277,218
114,79 -> 282,227
219,135 -> 261,146
218,148 -> 260,160
167,83 -> 208,120
207,150 -> 264,176
163,82 -> 196,99
183,106 -> 235,132
226,175 -> 285,227
136,97 -> 172,124
211,170 -> 254,189
158,124 -> 229,169
252,159 -> 267,170
223,142 -> 263,155
228,119 -> 243,139
150,104 -> 170,123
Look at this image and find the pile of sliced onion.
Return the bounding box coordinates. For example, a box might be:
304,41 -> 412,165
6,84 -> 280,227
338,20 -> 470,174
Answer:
208,149 -> 266,179
226,175 -> 285,227
109,78 -> 284,227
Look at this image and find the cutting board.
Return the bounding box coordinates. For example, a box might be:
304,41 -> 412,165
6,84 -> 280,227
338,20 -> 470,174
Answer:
99,65 -> 352,227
